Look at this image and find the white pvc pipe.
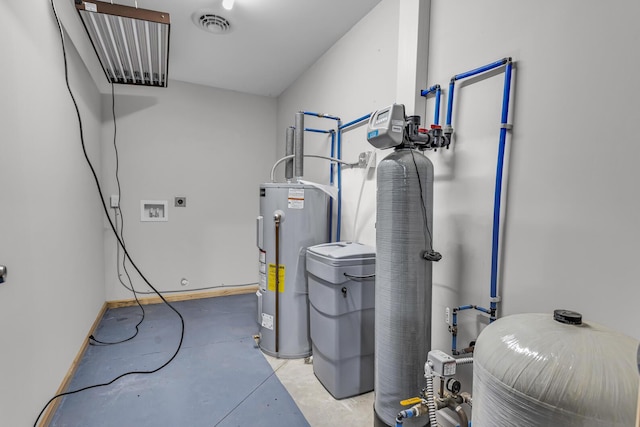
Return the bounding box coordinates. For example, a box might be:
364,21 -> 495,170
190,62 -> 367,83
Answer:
352,151 -> 376,240
270,155 -> 352,183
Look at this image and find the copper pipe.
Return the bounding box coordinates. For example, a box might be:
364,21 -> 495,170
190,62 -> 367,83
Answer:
274,213 -> 282,354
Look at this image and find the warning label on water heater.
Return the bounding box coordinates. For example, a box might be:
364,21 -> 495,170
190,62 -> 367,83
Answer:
268,264 -> 285,292
261,313 -> 273,330
288,188 -> 305,209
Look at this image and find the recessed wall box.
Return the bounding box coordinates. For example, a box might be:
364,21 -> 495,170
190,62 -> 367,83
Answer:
141,200 -> 168,222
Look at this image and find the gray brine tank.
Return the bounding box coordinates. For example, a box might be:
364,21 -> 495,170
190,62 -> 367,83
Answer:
306,242 -> 376,399
257,183 -> 329,358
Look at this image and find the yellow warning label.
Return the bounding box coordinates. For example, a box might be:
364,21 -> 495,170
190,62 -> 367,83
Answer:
268,264 -> 285,293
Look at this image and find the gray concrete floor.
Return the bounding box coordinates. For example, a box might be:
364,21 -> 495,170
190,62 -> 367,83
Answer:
262,354 -> 374,426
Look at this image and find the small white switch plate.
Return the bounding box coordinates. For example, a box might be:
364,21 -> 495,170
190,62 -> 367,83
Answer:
110,195 -> 119,208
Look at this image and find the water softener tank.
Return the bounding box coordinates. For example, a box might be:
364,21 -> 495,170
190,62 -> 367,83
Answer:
473,310 -> 640,427
374,149 -> 433,427
257,182 -> 329,358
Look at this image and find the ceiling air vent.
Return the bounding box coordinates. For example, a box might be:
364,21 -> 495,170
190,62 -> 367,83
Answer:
193,12 -> 231,34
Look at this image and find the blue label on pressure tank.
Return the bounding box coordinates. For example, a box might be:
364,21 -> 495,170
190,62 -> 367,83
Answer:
367,130 -> 379,139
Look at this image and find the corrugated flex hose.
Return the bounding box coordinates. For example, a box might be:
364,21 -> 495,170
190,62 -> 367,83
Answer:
456,357 -> 473,366
425,374 -> 439,427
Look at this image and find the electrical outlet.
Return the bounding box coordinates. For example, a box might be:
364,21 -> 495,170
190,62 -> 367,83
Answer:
110,195 -> 119,208
445,307 -> 450,325
358,151 -> 375,168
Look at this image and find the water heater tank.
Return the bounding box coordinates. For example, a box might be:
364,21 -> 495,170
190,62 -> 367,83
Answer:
257,183 -> 329,358
473,310 -> 639,427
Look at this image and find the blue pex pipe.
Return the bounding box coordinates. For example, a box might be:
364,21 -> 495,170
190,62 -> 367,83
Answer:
490,60 -> 513,321
452,312 -> 458,351
336,122 -> 343,241
329,131 -> 335,241
302,126 -> 335,240
446,80 -> 455,126
446,58 -> 510,127
474,306 -> 491,315
435,87 -> 441,125
420,85 -> 442,125
302,111 -> 341,121
453,58 -> 509,81
334,113 -> 372,242
420,84 -> 440,97
339,113 -> 371,130
304,127 -> 332,134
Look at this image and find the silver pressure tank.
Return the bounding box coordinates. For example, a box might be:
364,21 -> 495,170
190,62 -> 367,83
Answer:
257,183 -> 329,358
473,311 -> 640,427
374,148 -> 433,427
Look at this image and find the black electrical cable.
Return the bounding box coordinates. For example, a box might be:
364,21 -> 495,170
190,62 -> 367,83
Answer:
36,2 -> 185,425
88,216 -> 145,346
89,82 -> 146,347
110,80 -> 138,299
408,145 -> 442,262
109,89 -> 254,297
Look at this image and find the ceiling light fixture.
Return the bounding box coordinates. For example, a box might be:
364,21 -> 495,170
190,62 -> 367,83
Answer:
222,0 -> 235,11
75,0 -> 171,87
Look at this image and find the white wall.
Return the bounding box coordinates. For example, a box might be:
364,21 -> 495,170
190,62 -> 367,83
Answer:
427,0 -> 640,358
276,1 -> 640,416
0,3 -> 106,426
276,0 -> 405,248
279,0 -> 640,347
101,81 -> 277,300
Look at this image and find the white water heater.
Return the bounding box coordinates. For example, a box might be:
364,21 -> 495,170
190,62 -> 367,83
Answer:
473,310 -> 639,426
257,182 -> 329,358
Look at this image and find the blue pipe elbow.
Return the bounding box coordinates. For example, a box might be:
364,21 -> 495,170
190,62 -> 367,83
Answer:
446,80 -> 455,126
